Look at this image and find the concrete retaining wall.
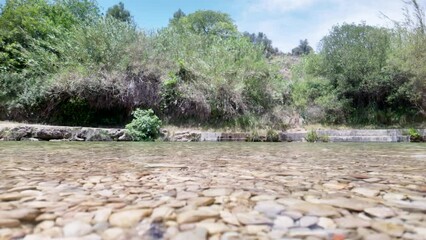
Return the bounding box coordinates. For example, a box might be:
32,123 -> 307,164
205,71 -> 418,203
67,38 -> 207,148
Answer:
1,124 -> 424,143
279,129 -> 424,143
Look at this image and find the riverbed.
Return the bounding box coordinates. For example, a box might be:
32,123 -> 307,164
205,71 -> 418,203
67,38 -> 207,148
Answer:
0,142 -> 425,239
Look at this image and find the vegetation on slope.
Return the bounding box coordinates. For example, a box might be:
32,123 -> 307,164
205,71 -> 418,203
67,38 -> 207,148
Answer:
0,0 -> 424,128
0,0 -> 288,128
290,0 -> 426,125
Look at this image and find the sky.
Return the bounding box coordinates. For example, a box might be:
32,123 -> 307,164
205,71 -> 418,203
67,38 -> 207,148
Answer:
0,0 -> 419,52
96,0 -> 412,52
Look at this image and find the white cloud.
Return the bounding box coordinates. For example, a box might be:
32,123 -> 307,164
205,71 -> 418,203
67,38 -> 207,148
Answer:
236,0 -> 412,52
248,0 -> 318,12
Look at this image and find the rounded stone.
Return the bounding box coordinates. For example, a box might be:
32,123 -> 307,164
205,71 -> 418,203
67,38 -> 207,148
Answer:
299,216 -> 318,228
317,217 -> 336,229
273,216 -> 294,229
109,209 -> 152,228
102,228 -> 125,240
63,221 -> 92,237
171,227 -> 207,240
371,221 -> 405,237
364,207 -> 396,219
364,233 -> 391,240
254,201 -> 285,218
0,219 -> 20,228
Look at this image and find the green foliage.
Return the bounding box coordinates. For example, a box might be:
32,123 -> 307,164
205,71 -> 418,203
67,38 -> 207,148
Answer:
266,129 -> 279,142
125,109 -> 162,141
243,32 -> 280,58
291,21 -> 424,125
408,128 -> 422,142
62,17 -> 139,71
292,39 -> 313,56
169,9 -> 186,25
0,0 -> 100,114
155,20 -> 284,125
0,0 -> 99,72
305,130 -> 319,142
160,73 -> 181,113
387,0 -> 426,118
305,130 -> 329,143
291,54 -> 348,124
106,2 -> 132,24
2,0 -> 424,129
0,2 -> 286,128
171,10 -> 238,37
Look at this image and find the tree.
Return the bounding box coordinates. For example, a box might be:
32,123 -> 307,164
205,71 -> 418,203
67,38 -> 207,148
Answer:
172,10 -> 238,37
292,39 -> 313,56
0,0 -> 100,72
56,0 -> 99,24
313,23 -> 414,124
170,8 -> 185,25
0,0 -> 101,105
243,31 -> 280,58
388,0 -> 426,117
106,2 -> 132,24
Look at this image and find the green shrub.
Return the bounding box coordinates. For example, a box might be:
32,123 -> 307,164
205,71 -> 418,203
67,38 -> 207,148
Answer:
266,129 -> 279,142
153,22 -> 285,125
408,128 -> 422,142
125,109 -> 162,141
305,130 -> 319,142
305,130 -> 329,142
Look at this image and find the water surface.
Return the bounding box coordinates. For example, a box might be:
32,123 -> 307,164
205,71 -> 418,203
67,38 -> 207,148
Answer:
0,142 -> 425,239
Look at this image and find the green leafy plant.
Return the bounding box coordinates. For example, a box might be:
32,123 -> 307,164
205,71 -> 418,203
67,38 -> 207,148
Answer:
266,129 -> 279,142
408,128 -> 422,142
305,130 -> 330,142
125,109 -> 162,141
305,130 -> 319,143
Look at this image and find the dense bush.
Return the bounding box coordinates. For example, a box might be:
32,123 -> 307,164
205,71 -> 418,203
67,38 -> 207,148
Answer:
152,11 -> 286,126
387,0 -> 426,120
0,1 -> 288,128
125,109 -> 162,141
290,0 -> 426,126
291,18 -> 425,125
1,0 -> 424,128
407,128 -> 422,142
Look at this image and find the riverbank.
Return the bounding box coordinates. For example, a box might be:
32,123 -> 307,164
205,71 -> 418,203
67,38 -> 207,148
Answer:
0,122 -> 425,142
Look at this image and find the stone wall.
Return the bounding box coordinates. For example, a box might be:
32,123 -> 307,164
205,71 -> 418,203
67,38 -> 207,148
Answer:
166,131 -> 250,142
0,126 -> 132,141
279,129 -> 425,143
1,124 -> 425,142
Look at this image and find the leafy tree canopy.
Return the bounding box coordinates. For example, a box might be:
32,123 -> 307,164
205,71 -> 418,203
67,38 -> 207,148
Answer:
319,23 -> 390,93
169,8 -> 186,25
243,31 -> 280,58
106,2 -> 132,24
0,0 -> 99,72
292,39 -> 313,56
171,10 -> 238,37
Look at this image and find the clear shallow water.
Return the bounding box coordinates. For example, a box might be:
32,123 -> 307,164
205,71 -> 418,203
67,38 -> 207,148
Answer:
1,142 -> 425,195
0,142 -> 425,239
1,142 -> 425,163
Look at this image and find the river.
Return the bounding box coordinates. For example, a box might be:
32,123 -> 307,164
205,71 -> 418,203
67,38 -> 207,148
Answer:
0,142 -> 425,239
